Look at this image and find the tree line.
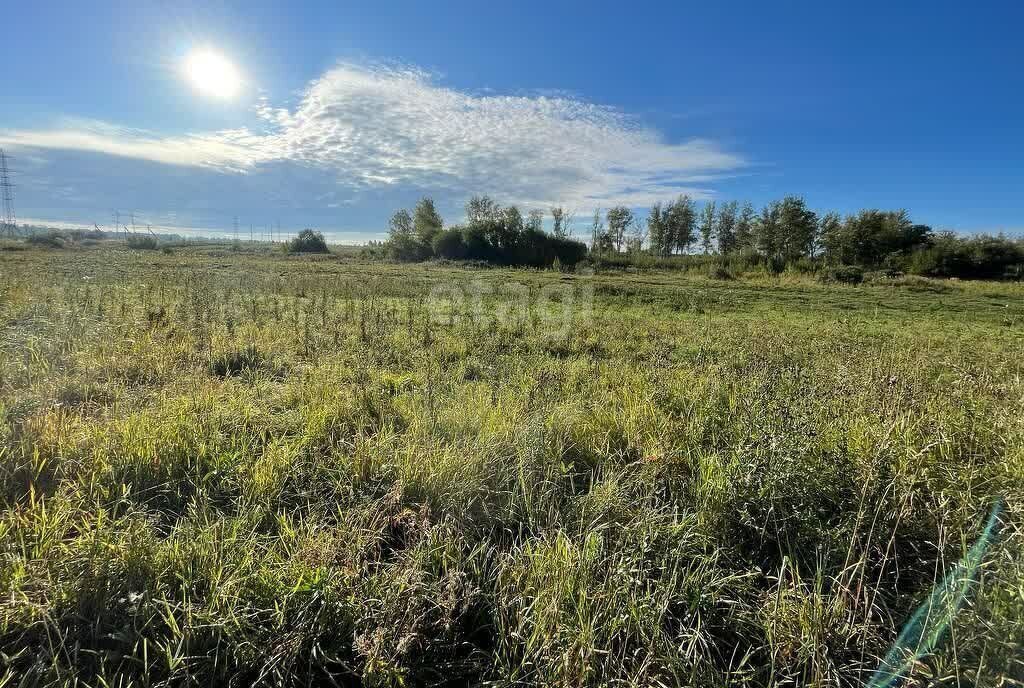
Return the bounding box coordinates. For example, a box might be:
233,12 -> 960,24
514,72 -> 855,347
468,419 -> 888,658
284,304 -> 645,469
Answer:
382,195 -> 1024,279
384,196 -> 586,267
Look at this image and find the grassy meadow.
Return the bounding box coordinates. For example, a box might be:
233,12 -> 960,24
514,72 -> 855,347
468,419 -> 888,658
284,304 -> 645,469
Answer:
0,243 -> 1022,686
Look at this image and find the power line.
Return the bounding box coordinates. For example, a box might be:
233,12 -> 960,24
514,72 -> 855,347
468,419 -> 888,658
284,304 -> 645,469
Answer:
0,149 -> 17,238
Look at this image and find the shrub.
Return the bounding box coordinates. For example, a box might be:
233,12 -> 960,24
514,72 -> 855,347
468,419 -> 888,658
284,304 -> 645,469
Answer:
767,255 -> 787,276
384,199 -> 586,267
26,233 -> 65,249
909,232 -> 1024,280
821,264 -> 864,284
710,265 -> 735,280
388,233 -> 431,262
432,229 -> 468,260
286,229 -> 330,254
785,256 -> 818,275
126,235 -> 159,250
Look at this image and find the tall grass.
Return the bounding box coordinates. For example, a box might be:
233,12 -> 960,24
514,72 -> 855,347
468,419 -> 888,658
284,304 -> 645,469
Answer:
0,245 -> 1020,686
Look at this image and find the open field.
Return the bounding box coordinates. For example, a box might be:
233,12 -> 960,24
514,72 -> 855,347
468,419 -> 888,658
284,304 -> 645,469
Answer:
1,244 -> 1022,686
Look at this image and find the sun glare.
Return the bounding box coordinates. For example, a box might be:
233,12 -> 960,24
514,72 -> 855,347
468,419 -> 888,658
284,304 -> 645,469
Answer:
184,48 -> 241,99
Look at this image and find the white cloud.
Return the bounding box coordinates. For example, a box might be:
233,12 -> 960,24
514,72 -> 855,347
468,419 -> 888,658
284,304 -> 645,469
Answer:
0,119 -> 266,173
0,62 -> 747,209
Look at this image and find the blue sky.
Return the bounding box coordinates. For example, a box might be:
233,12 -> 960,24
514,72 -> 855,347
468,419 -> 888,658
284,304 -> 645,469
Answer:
2,1 -> 1022,240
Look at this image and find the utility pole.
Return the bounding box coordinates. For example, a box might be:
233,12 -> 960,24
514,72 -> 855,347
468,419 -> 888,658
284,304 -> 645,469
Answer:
0,150 -> 15,238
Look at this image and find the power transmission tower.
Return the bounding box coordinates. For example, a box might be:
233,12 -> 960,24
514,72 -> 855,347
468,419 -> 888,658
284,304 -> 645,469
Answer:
233,215 -> 239,242
0,149 -> 17,238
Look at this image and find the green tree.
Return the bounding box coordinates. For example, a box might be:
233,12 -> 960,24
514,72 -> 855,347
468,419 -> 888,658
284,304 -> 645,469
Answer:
822,209 -> 931,267
387,208 -> 424,261
413,197 -> 443,245
432,228 -> 467,260
775,196 -> 818,260
717,201 -> 739,254
818,212 -> 842,261
606,206 -> 634,252
665,195 -> 696,254
754,201 -> 781,258
466,196 -> 500,225
286,229 -> 329,254
735,202 -> 756,251
647,202 -> 667,256
698,201 -> 717,254
388,209 -> 413,239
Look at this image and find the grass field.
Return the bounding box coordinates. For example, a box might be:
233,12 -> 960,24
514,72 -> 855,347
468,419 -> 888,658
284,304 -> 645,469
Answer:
1,243 -> 1022,686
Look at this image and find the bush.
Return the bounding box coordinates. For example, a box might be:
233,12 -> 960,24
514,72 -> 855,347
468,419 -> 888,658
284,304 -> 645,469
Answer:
432,229 -> 468,260
821,264 -> 864,284
909,233 -> 1023,280
388,233 -> 432,262
784,256 -> 818,275
126,235 -> 159,250
710,265 -> 735,280
286,229 -> 330,254
25,233 -> 65,249
384,198 -> 588,267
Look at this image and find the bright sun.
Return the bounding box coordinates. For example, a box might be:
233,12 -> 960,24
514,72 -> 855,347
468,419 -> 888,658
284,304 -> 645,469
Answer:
184,49 -> 241,99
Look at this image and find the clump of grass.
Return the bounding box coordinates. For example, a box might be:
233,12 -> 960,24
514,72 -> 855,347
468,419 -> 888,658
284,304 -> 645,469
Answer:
880,274 -> 953,293
208,343 -> 264,377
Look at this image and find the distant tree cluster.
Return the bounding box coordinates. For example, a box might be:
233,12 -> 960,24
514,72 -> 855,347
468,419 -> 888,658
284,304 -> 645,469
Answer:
386,197 -> 587,267
587,195 -> 1022,280
382,193 -> 1022,279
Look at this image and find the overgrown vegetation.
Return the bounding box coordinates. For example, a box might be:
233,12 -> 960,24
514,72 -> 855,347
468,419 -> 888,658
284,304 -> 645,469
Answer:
285,228 -> 330,253
126,234 -> 160,250
386,196 -> 588,267
383,194 -> 1024,280
0,245 -> 1021,687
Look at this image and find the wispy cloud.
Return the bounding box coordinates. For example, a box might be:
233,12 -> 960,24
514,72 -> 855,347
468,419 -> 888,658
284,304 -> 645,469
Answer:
0,119 -> 265,173
0,62 -> 747,209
